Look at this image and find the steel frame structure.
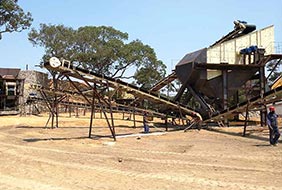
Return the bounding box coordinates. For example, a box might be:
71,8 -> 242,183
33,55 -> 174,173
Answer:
27,57 -> 280,143
34,20 -> 282,139
38,52 -> 282,139
33,60 -> 200,140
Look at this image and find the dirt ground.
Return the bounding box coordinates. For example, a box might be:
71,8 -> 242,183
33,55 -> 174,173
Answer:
0,113 -> 282,190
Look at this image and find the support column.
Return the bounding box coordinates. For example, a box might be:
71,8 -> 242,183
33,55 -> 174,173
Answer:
107,82 -> 116,140
89,89 -> 95,138
243,104 -> 249,137
75,107 -> 78,117
54,75 -> 59,128
222,69 -> 228,125
165,116 -> 168,131
262,104 -> 267,127
40,90 -> 55,128
259,66 -> 266,126
187,86 -> 209,111
222,69 -> 228,111
49,73 -> 59,128
66,72 -> 116,140
133,106 -> 136,128
233,91 -> 240,120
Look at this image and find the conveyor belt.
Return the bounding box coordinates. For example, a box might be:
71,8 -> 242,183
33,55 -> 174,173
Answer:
205,85 -> 282,122
44,60 -> 202,120
149,72 -> 177,92
29,96 -> 166,117
210,20 -> 256,47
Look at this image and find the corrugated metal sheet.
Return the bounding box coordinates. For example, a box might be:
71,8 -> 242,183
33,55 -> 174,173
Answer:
0,68 -> 21,78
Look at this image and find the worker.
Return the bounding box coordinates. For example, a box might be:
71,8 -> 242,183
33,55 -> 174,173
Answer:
143,111 -> 150,133
267,106 -> 280,146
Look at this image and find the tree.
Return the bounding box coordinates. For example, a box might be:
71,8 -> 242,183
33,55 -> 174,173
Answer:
29,24 -> 75,62
73,26 -> 128,76
133,41 -> 167,89
0,0 -> 33,39
28,24 -> 166,87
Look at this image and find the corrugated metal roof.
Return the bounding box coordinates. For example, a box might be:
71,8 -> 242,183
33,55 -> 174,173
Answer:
0,68 -> 21,78
2,75 -> 16,79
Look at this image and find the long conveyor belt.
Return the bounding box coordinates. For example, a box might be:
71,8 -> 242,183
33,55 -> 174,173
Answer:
28,89 -> 167,118
149,72 -> 177,92
205,85 -> 282,123
44,59 -> 202,121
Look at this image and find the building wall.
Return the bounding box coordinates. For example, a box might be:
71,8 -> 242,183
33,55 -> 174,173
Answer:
206,25 -> 275,80
18,70 -> 48,114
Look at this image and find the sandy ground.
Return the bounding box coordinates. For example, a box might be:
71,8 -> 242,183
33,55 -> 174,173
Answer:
0,113 -> 282,190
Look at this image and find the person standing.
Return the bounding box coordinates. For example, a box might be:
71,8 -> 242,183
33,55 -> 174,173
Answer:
143,111 -> 150,133
267,106 -> 280,146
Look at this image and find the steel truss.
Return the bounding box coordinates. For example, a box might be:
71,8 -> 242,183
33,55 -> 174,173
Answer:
37,53 -> 282,139
32,60 -> 201,140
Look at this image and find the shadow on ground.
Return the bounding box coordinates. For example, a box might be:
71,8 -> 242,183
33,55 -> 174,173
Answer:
23,136 -> 88,142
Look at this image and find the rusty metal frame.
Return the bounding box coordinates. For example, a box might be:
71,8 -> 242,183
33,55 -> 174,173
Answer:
266,59 -> 282,81
41,59 -> 203,140
39,90 -> 58,128
65,71 -> 116,140
36,52 -> 282,141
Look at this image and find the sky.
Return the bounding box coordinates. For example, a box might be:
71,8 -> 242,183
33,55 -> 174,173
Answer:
0,0 -> 282,74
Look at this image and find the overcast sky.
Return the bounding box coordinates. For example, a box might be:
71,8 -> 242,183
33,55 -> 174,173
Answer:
0,0 -> 281,73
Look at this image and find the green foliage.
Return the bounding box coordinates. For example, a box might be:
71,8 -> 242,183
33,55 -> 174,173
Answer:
29,24 -> 76,62
28,24 -> 166,87
0,0 -> 33,39
134,59 -> 166,89
73,26 -> 128,76
126,40 -> 166,89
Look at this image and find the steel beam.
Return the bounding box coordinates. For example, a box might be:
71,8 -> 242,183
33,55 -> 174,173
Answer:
222,69 -> 228,110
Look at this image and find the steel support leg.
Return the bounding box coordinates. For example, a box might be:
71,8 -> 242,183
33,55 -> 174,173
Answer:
89,90 -> 95,138
243,104 -> 249,137
259,66 -> 266,126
